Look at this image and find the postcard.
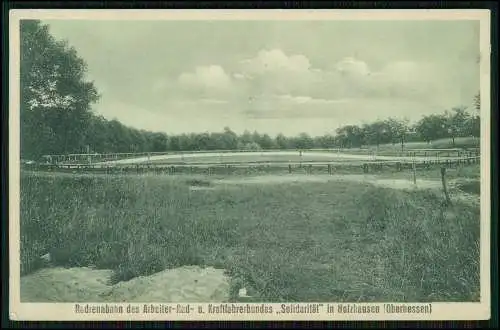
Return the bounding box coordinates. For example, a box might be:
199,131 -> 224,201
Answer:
9,8 -> 491,321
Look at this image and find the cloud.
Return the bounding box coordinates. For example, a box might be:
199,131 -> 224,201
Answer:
233,49 -> 321,98
168,98 -> 229,105
335,57 -> 370,77
172,50 -> 437,106
233,73 -> 246,80
151,49 -> 454,122
275,94 -> 351,105
240,49 -> 311,74
178,65 -> 232,92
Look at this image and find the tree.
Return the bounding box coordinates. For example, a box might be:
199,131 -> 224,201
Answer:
251,131 -> 263,148
314,134 -> 336,149
20,20 -> 99,159
336,125 -> 364,148
444,107 -> 471,146
473,92 -> 480,113
221,127 -> 239,150
386,118 -> 409,151
295,133 -> 315,150
258,133 -> 276,149
240,130 -> 254,145
150,132 -> 169,152
192,132 -> 212,150
361,121 -> 388,149
468,92 -> 481,140
237,141 -> 262,151
275,133 -> 289,149
178,133 -> 195,151
130,128 -> 147,153
415,114 -> 448,143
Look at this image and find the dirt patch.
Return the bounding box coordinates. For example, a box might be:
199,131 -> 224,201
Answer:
185,178 -> 212,187
189,186 -> 217,191
103,265 -> 230,302
374,179 -> 442,190
213,174 -> 443,191
21,266 -> 230,303
215,175 -> 330,185
21,267 -> 114,302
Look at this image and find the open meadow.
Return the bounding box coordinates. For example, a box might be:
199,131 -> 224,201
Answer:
20,162 -> 481,303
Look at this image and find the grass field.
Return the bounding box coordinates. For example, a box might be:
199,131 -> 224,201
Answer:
20,165 -> 481,302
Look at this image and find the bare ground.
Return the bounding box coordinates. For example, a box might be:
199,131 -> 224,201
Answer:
21,265 -> 230,303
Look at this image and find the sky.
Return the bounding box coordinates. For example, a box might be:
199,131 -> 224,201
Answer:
42,19 -> 480,136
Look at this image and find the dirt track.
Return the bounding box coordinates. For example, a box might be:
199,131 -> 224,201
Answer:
95,150 -> 461,166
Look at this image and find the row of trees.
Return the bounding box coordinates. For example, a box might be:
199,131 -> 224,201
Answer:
79,108 -> 480,155
20,20 -> 481,160
335,106 -> 480,150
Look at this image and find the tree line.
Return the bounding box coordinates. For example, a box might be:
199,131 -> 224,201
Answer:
20,20 -> 481,160
335,105 -> 480,150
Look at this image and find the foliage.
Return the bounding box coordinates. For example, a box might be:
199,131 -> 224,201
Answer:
21,20 -> 99,159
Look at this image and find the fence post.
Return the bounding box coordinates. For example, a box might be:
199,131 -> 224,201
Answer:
412,158 -> 417,185
288,164 -> 292,174
440,167 -> 452,206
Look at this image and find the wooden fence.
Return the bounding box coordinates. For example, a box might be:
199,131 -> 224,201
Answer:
39,147 -> 480,166
25,155 -> 480,176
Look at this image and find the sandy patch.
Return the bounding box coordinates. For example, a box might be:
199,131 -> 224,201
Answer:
104,266 -> 230,302
373,179 -> 442,190
215,175 -> 331,185
212,174 -> 443,191
20,267 -> 114,302
21,266 -> 230,303
189,186 -> 217,191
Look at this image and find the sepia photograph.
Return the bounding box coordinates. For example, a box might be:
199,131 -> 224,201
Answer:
9,9 -> 491,321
